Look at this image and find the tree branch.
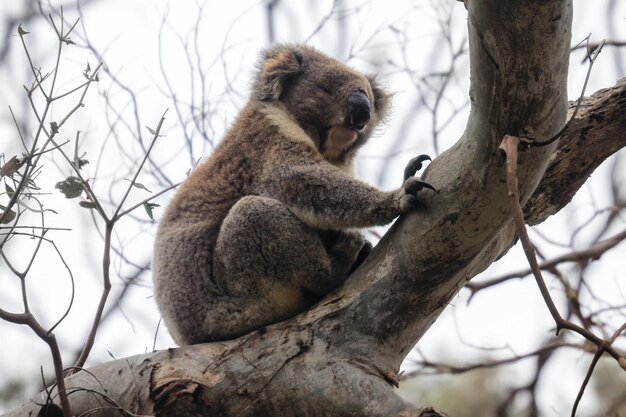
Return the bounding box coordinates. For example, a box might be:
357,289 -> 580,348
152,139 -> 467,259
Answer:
525,77 -> 626,225
306,0 -> 572,371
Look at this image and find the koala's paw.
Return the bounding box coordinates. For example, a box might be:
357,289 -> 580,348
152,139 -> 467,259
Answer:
399,176 -> 436,212
403,154 -> 432,181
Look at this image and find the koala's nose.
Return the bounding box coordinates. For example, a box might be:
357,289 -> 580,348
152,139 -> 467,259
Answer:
345,90 -> 371,130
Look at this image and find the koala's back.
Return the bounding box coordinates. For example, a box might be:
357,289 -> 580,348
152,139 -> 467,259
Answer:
153,104 -> 320,344
154,105 -> 265,342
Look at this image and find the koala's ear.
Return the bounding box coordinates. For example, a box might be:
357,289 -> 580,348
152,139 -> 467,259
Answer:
367,74 -> 392,121
255,47 -> 304,101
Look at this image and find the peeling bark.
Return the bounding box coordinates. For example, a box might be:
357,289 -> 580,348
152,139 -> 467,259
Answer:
525,77 -> 626,225
7,1 -> 626,417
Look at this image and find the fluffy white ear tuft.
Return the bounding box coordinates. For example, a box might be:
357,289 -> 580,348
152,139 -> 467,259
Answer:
254,45 -> 303,101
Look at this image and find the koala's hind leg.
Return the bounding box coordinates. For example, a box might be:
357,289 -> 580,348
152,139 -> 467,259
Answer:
319,230 -> 372,277
213,196 -> 338,336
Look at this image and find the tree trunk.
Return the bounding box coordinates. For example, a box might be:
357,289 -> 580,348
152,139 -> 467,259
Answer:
7,1 -> 626,416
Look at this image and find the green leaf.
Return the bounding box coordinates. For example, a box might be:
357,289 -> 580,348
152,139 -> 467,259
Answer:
123,179 -> 152,193
73,158 -> 89,170
79,201 -> 96,209
82,63 -> 91,79
145,125 -> 164,137
143,202 -> 159,220
0,155 -> 23,177
17,25 -> 29,36
5,183 -> 15,197
0,204 -> 17,224
132,182 -> 152,193
55,176 -> 84,199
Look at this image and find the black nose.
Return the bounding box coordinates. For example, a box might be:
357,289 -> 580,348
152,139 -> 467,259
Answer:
345,91 -> 370,130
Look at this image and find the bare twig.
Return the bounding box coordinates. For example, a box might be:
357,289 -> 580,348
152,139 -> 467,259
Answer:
116,181 -> 179,219
72,110 -> 168,372
0,310 -> 72,416
526,37 -> 604,147
467,227 -> 626,296
571,322 -> 626,417
402,341 -> 581,379
0,30 -> 101,225
500,134 -> 626,415
571,39 -> 626,53
113,110 -> 168,221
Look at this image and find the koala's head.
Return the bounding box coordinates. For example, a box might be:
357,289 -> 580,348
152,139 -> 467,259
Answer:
253,43 -> 391,163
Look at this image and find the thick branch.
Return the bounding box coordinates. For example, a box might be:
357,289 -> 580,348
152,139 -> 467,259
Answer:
308,0 -> 572,372
525,77 -> 626,225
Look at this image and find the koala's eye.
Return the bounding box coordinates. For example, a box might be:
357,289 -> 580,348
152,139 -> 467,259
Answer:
356,88 -> 368,97
319,85 -> 334,95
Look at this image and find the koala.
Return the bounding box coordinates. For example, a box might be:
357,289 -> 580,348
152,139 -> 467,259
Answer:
152,43 -> 433,345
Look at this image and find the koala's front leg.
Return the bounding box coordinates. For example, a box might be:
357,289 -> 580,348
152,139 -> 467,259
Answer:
264,158 -> 434,230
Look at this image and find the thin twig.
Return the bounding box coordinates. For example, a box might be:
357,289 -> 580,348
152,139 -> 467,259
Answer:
467,227 -> 626,296
72,221 -> 113,372
152,318 -> 162,352
72,110 -> 168,373
526,38 -> 604,147
0,310 -> 72,416
115,182 -> 179,219
571,348 -> 602,417
0,14 -> 105,414
401,341 -> 581,379
501,137 -> 566,323
113,110 -> 168,221
571,39 -> 626,53
500,134 -> 626,415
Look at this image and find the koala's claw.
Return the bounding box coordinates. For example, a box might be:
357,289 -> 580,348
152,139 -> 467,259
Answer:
403,154 -> 432,181
405,178 -> 436,194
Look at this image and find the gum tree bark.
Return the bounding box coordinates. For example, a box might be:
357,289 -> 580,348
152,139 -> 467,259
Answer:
7,1 -> 626,416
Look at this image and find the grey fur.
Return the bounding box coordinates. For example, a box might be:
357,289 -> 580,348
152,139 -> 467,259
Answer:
153,44 -> 430,345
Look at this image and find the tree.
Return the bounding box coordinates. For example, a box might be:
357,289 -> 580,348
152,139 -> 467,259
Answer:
2,0 -> 626,416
